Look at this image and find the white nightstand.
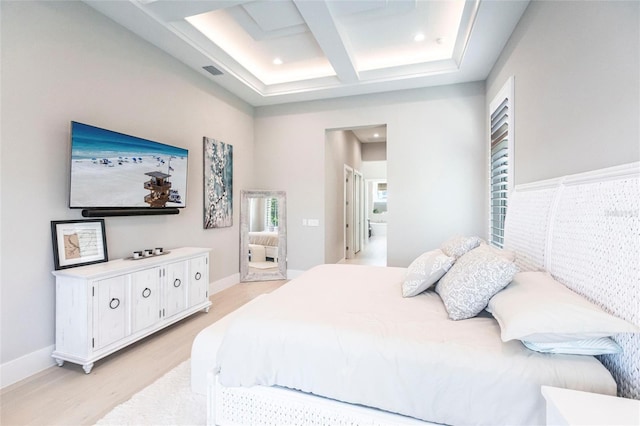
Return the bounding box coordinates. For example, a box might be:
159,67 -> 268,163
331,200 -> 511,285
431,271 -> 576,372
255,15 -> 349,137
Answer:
542,386 -> 640,426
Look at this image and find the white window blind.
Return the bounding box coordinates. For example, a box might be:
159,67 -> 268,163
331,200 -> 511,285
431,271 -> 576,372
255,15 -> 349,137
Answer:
489,77 -> 514,248
265,197 -> 278,229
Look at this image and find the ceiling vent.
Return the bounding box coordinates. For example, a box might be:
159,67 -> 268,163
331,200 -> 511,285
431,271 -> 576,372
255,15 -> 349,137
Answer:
202,65 -> 223,76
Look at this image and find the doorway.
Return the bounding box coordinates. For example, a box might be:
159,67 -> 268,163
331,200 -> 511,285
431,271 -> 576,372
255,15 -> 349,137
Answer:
324,124 -> 387,266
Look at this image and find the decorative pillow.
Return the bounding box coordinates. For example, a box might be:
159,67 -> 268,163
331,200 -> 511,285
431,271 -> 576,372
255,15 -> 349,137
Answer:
487,271 -> 640,342
475,242 -> 516,262
435,248 -> 518,320
440,236 -> 481,259
402,249 -> 455,297
521,337 -> 622,356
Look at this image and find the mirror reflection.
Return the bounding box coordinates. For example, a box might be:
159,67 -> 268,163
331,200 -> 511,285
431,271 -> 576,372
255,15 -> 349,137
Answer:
240,190 -> 286,281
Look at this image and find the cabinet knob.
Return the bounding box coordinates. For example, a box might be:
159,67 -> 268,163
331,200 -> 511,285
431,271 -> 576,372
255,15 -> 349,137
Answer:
195,272 -> 202,280
109,298 -> 120,309
173,278 -> 181,288
142,288 -> 151,298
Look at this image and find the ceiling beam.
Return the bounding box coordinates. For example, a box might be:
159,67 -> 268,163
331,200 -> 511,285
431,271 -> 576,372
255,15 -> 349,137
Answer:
146,0 -> 252,22
292,0 -> 359,84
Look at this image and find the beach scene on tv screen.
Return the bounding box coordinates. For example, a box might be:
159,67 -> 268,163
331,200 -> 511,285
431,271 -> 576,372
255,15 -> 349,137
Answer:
69,123 -> 188,208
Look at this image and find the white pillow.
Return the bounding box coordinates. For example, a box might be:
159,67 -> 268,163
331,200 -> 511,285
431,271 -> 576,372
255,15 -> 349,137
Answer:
487,271 -> 639,342
402,249 -> 455,297
440,236 -> 481,259
521,337 -> 622,356
435,247 -> 518,320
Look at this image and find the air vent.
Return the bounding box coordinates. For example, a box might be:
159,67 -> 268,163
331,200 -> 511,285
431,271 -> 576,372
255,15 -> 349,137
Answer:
202,65 -> 223,76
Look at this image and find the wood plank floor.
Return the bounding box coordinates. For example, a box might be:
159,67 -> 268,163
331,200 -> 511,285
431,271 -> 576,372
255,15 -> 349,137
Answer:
0,280 -> 286,426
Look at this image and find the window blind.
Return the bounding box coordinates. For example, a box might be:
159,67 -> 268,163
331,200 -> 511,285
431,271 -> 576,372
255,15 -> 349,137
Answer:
265,198 -> 278,229
489,78 -> 513,249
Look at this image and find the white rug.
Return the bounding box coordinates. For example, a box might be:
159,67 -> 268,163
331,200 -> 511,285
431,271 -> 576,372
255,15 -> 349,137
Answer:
95,360 -> 206,425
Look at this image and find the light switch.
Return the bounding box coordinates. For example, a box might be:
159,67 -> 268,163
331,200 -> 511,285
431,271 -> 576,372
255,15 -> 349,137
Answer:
308,219 -> 319,227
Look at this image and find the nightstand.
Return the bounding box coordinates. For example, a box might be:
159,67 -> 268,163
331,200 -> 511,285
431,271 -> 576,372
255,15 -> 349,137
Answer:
542,386 -> 640,425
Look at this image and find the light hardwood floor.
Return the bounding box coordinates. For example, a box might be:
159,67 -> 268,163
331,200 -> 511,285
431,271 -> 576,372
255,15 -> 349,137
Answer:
0,280 -> 286,426
341,235 -> 387,266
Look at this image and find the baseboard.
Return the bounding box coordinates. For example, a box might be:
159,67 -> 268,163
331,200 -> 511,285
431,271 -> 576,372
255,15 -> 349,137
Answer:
1,344 -> 56,389
209,273 -> 240,295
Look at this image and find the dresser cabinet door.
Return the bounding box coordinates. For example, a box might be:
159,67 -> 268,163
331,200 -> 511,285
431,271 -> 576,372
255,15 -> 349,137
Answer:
164,261 -> 187,318
131,267 -> 161,333
93,275 -> 128,350
189,256 -> 208,307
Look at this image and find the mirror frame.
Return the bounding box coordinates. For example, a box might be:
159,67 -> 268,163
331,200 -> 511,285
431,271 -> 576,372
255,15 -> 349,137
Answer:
240,190 -> 287,282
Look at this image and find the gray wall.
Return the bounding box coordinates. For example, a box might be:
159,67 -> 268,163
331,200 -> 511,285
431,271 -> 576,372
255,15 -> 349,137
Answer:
361,142 -> 387,161
487,0 -> 640,184
1,2 -> 253,368
254,82 -> 487,270
324,130 -> 363,264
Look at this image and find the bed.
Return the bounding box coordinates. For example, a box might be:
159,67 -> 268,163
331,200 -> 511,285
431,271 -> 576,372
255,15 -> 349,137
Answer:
192,162 -> 639,425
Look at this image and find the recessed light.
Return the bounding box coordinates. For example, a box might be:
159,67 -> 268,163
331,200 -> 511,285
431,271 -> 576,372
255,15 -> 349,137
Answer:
273,57 -> 283,65
414,33 -> 425,42
373,133 -> 379,138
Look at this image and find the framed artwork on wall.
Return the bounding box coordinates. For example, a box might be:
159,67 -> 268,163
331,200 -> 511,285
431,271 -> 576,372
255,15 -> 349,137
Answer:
203,137 -> 233,229
51,219 -> 108,270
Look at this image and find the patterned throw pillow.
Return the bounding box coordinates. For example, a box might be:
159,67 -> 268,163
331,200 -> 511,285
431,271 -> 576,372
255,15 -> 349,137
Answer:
475,242 -> 516,262
440,236 -> 482,258
436,247 -> 518,320
402,249 -> 455,297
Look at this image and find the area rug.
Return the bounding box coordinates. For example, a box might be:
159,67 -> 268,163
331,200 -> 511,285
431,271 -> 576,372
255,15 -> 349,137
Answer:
95,360 -> 206,425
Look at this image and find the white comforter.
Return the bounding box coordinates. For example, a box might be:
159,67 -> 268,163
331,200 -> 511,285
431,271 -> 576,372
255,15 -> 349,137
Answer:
216,264 -> 616,425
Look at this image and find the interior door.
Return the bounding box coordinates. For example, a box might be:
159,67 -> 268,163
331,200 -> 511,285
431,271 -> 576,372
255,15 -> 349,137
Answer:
354,171 -> 363,254
344,166 -> 354,259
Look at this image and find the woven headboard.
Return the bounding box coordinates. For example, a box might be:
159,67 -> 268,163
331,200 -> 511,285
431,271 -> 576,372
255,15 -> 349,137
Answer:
504,162 -> 640,400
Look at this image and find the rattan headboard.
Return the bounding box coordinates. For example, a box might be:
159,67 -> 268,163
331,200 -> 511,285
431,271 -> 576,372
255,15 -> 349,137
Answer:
504,162 -> 640,399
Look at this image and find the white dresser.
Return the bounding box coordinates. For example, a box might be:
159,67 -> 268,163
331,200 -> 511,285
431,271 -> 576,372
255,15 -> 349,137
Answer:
52,247 -> 212,373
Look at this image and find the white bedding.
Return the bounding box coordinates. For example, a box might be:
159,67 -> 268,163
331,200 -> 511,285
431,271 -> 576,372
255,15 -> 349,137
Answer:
215,264 -> 616,425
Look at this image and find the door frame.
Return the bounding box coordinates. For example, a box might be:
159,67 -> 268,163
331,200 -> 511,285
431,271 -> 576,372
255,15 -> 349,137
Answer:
343,165 -> 354,259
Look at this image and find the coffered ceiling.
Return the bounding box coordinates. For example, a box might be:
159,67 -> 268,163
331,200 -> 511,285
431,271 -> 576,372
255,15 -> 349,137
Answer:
84,0 -> 529,107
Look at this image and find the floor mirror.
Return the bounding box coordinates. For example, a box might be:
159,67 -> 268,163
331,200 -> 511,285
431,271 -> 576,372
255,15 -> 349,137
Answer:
240,190 -> 287,282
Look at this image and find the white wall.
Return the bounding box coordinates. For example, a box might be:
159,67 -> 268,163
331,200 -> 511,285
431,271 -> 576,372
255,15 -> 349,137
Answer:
487,0 -> 640,184
362,161 -> 387,180
254,82 -> 486,269
0,1 -> 253,378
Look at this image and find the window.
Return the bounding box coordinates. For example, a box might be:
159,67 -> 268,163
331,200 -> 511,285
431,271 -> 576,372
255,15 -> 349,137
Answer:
489,77 -> 514,248
265,197 -> 279,230
373,181 -> 387,213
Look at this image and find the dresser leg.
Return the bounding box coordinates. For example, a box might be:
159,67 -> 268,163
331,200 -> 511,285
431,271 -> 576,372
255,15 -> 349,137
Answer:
83,363 -> 94,374
54,358 -> 64,367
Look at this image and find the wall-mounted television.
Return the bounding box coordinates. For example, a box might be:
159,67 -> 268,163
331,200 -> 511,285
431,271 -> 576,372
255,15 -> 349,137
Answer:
69,122 -> 188,211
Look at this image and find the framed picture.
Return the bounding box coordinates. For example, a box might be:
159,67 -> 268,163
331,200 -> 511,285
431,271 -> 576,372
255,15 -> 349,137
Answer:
203,137 -> 233,228
51,219 -> 108,270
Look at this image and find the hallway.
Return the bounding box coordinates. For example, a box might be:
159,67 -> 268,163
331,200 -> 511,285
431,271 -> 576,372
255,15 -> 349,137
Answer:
340,235 -> 386,266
